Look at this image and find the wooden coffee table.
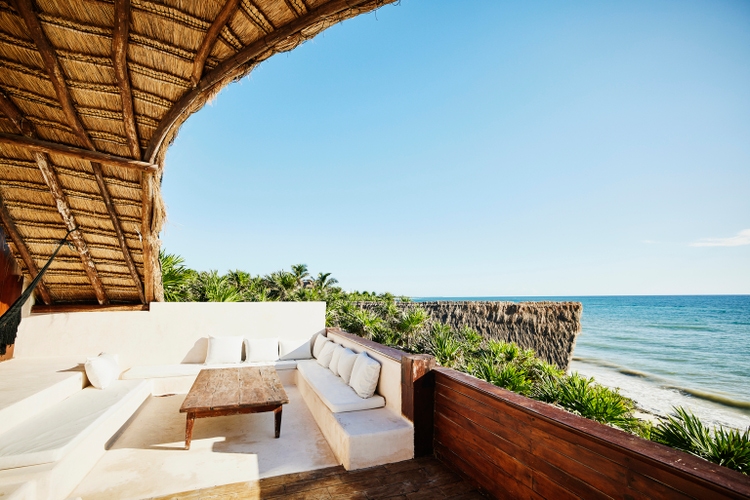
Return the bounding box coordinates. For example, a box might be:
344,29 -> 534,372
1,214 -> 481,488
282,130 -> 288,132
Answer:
179,366 -> 289,449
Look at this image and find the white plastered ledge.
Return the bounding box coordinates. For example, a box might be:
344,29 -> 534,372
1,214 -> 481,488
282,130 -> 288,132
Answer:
0,380 -> 148,471
0,358 -> 86,432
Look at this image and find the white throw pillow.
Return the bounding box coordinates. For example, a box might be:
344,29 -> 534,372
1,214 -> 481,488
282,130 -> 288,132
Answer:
337,348 -> 357,384
329,345 -> 346,376
349,352 -> 381,399
244,337 -> 279,363
312,333 -> 328,359
85,353 -> 119,389
316,340 -> 337,368
205,335 -> 243,364
279,338 -> 313,360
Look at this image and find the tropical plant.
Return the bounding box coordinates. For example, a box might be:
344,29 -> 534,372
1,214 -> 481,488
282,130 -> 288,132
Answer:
159,250 -> 193,301
422,323 -> 464,368
652,407 -> 750,474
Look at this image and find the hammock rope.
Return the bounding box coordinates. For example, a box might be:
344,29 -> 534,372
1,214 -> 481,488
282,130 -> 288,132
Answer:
0,228 -> 75,355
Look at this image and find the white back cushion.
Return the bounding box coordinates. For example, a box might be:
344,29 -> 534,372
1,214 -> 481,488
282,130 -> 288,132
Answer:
244,337 -> 279,363
349,352 -> 381,398
329,345 -> 345,376
205,336 -> 243,364
312,333 -> 328,358
85,353 -> 119,389
337,348 -> 357,384
316,340 -> 336,368
279,338 -> 313,360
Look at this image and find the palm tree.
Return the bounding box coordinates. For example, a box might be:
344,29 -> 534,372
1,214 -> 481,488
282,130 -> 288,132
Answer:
291,263 -> 311,288
159,250 -> 193,301
267,271 -> 298,300
314,272 -> 338,291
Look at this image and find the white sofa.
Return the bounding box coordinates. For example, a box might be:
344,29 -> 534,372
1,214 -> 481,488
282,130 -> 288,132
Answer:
120,330 -> 415,470
295,330 -> 414,470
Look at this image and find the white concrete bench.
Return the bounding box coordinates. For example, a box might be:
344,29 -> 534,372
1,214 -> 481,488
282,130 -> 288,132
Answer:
0,358 -> 86,432
295,330 -> 414,470
0,379 -> 150,500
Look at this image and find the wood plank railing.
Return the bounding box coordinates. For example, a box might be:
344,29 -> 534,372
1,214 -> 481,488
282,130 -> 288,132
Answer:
433,367 -> 750,500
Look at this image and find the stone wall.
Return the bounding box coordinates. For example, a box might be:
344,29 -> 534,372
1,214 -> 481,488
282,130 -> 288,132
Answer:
364,301 -> 582,370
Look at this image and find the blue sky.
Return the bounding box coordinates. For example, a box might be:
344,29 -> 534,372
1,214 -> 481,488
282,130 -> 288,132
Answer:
161,0 -> 750,296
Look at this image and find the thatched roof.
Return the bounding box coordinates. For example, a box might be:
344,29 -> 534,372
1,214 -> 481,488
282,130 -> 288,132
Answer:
0,0 -> 393,309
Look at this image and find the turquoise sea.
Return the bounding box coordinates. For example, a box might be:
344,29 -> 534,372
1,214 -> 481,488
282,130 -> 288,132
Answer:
414,295 -> 750,430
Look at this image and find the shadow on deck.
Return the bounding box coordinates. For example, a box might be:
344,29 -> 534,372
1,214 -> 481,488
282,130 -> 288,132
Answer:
152,456 -> 486,499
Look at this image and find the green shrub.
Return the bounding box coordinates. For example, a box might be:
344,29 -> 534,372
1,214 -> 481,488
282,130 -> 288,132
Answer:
537,372 -> 642,433
423,323 -> 464,368
652,407 -> 750,474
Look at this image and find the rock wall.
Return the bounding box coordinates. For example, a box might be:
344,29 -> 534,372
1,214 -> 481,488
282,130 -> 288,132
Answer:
364,301 -> 582,370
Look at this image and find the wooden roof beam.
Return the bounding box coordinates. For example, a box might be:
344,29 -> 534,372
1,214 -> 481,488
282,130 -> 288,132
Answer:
12,0 -> 94,151
113,0 -> 141,160
0,193 -> 52,305
0,133 -> 159,172
34,153 -> 109,305
191,0 -> 241,86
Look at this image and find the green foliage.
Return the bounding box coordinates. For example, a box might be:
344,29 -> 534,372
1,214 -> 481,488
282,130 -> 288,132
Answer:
538,373 -> 642,433
652,407 -> 750,474
159,250 -> 194,301
423,323 -> 464,368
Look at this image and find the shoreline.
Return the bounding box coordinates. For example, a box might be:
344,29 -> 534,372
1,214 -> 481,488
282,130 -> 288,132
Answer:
570,359 -> 750,431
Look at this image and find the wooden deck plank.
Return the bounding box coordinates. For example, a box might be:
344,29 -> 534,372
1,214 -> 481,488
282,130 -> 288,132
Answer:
257,457 -> 485,499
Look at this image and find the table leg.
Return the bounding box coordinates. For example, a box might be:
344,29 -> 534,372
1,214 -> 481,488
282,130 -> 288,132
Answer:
274,406 -> 282,438
185,412 -> 195,450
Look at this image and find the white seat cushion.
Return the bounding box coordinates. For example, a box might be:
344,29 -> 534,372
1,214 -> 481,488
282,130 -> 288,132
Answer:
316,340 -> 337,368
297,360 -> 385,413
244,337 -> 279,363
122,361 -> 297,380
349,352 -> 381,399
84,353 -> 119,389
329,345 -> 346,376
279,338 -> 313,360
337,348 -> 357,384
312,333 -> 328,358
205,336 -> 243,364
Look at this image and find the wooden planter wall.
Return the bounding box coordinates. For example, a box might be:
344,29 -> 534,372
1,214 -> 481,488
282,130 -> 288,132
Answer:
432,367 -> 750,500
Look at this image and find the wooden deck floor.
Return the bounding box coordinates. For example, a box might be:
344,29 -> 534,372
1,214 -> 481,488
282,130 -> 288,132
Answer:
150,456 -> 486,499
258,456 -> 486,499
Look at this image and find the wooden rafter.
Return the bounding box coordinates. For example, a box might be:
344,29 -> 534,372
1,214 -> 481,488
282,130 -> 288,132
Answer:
0,133 -> 158,172
191,0 -> 241,86
0,192 -> 52,305
146,0 -> 378,163
283,0 -> 308,16
112,0 -> 141,160
0,89 -> 34,136
140,171 -> 155,303
12,0 -> 94,150
34,152 -> 108,304
92,163 -> 145,304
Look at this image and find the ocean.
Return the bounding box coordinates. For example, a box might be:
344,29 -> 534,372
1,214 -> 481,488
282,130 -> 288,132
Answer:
413,295 -> 750,430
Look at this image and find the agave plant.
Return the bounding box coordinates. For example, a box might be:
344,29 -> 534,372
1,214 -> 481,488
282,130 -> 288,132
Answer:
652,407 -> 750,474
423,323 -> 464,368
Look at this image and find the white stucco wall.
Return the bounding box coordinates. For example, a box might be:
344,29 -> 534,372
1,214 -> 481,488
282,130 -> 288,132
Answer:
14,302 -> 326,370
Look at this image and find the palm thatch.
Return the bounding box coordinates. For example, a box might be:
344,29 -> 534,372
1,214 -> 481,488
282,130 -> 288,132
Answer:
0,0 -> 395,307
